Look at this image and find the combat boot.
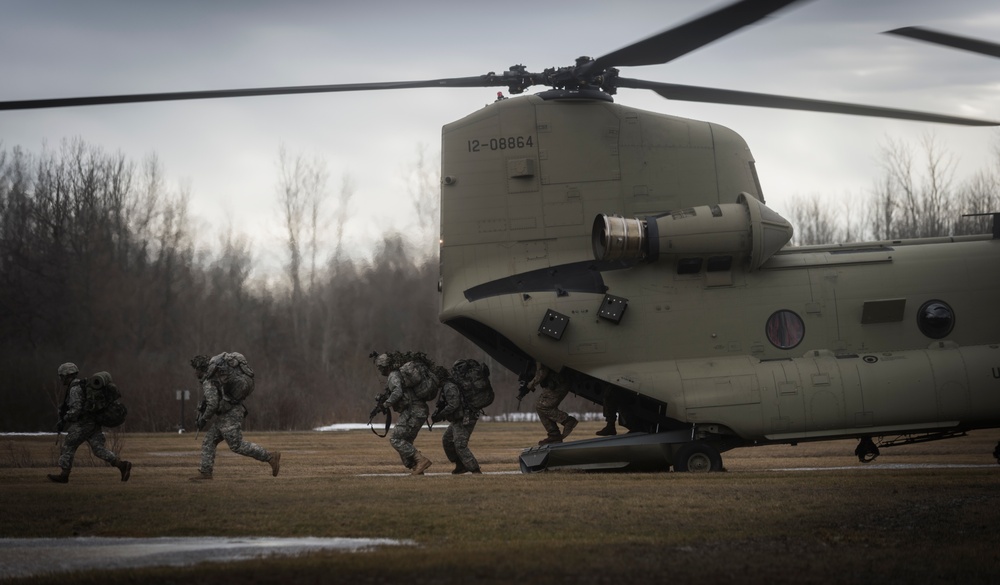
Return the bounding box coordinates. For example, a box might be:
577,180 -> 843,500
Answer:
596,421 -> 617,436
538,434 -> 562,445
189,472 -> 213,481
47,469 -> 70,483
268,451 -> 281,477
561,416 -> 578,439
118,460 -> 132,482
451,462 -> 468,475
411,452 -> 432,475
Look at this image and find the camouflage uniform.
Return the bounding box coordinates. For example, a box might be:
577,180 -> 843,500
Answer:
191,353 -> 279,480
49,363 -> 131,483
377,354 -> 432,475
434,378 -> 481,474
529,361 -> 577,445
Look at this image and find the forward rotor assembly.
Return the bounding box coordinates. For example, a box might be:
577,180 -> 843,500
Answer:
0,0 -> 994,127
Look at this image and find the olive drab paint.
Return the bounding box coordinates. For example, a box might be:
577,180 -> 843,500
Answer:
437,92 -> 1000,471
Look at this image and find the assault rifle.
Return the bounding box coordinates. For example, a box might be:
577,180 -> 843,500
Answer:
368,387 -> 392,437
55,403 -> 68,444
516,364 -> 535,410
429,391 -> 450,430
194,398 -> 208,440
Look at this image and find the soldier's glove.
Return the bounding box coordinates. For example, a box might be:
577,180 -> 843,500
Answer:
431,411 -> 444,423
195,414 -> 207,431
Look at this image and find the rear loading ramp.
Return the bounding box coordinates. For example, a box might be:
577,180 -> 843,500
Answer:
519,429 -> 698,472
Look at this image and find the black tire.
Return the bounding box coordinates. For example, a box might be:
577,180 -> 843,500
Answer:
673,441 -> 723,472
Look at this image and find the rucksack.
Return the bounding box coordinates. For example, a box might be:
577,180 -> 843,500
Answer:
85,371 -> 128,428
399,361 -> 440,402
453,359 -> 494,410
210,352 -> 255,402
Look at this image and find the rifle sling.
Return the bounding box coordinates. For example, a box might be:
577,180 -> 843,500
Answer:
370,411 -> 391,438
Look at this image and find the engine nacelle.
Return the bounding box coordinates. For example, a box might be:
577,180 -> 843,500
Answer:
592,193 -> 794,270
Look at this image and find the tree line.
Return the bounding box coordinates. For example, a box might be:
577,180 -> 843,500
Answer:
8,132 -> 990,432
0,139 -> 525,432
787,134 -> 1000,245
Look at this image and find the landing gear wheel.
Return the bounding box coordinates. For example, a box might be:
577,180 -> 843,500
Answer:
673,441 -> 723,472
855,437 -> 880,463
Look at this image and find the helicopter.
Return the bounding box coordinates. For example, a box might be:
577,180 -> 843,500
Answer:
3,0 -> 999,473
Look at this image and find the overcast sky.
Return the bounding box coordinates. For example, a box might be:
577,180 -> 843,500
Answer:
2,0 -> 998,269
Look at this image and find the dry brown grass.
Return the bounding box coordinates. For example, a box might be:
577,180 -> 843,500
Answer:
3,422 -> 1000,584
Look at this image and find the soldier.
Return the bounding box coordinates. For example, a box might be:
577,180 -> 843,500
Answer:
596,385 -> 619,436
49,363 -> 132,483
431,365 -> 482,475
375,353 -> 433,475
189,353 -> 280,481
526,361 -> 577,445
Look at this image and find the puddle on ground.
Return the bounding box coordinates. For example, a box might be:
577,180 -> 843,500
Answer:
0,536 -> 414,579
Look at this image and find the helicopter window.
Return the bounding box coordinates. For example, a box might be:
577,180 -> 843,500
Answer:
766,310 -> 805,350
706,256 -> 732,272
917,300 -> 955,339
677,258 -> 703,275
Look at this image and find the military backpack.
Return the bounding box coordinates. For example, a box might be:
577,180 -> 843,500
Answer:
452,359 -> 494,410
399,360 -> 440,402
84,371 -> 128,428
208,352 -> 255,402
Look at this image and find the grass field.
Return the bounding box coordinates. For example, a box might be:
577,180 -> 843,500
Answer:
3,422 -> 1000,584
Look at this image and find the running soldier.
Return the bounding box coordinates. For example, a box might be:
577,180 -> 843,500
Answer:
49,363 -> 132,483
375,353 -> 433,475
526,361 -> 577,445
431,367 -> 482,475
189,353 -> 280,480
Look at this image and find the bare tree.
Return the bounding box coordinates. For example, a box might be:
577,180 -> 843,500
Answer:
275,145 -> 330,354
870,133 -> 956,239
403,144 -> 440,260
332,174 -> 355,264
952,168 -> 999,236
277,145 -> 305,299
788,193 -> 840,245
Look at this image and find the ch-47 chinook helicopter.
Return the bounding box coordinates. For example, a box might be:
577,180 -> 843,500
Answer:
3,0 -> 999,472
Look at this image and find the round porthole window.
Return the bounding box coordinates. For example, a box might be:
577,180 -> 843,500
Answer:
917,300 -> 955,339
765,310 -> 805,349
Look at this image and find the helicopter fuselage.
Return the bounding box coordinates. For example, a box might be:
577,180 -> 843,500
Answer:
438,93 -> 1000,452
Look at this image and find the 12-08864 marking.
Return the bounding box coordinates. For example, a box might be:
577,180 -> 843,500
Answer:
468,135 -> 535,152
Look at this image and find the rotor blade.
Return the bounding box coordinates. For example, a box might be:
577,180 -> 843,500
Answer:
619,78 -> 997,126
884,27 -> 1000,60
0,76 -> 496,111
590,0 -> 807,72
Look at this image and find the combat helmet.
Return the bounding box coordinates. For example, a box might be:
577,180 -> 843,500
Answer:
57,362 -> 79,377
190,355 -> 210,372
374,353 -> 391,373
